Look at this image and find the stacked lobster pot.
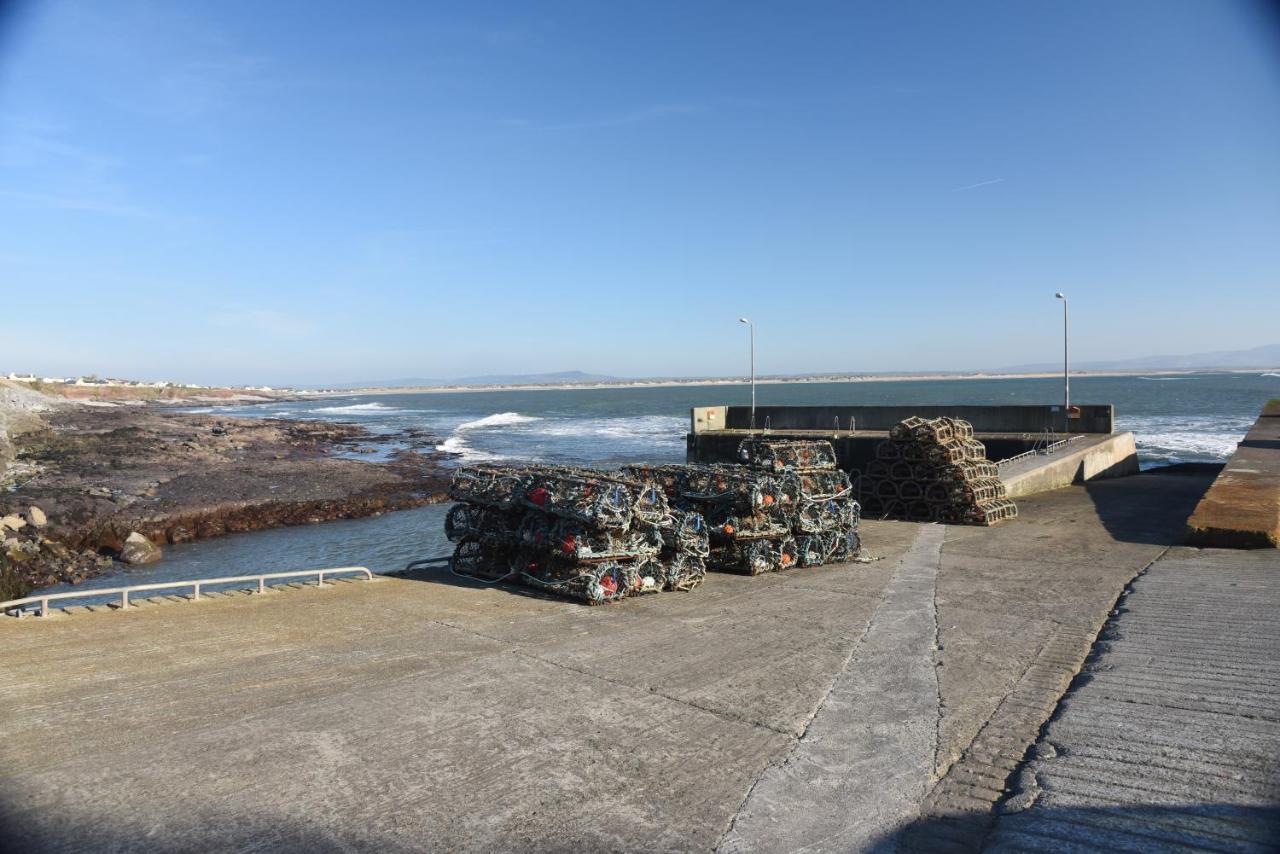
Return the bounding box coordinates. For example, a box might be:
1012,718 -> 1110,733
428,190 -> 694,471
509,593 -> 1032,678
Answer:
624,463 -> 801,575
446,464 -> 708,604
737,439 -> 862,567
858,417 -> 1018,525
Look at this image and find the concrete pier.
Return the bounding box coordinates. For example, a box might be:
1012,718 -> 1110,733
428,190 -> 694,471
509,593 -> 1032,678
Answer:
1186,400 -> 1280,548
686,404 -> 1139,497
3,467 -> 1259,852
983,546 -> 1280,851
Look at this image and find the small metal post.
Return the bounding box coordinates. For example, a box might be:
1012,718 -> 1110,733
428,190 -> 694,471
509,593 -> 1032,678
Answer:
193,583 -> 200,601
258,578 -> 265,594
121,590 -> 129,609
42,597 -> 50,618
739,317 -> 756,431
1055,292 -> 1070,433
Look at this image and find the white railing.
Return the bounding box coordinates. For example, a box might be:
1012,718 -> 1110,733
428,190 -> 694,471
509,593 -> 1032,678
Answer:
1,567 -> 374,618
997,435 -> 1087,468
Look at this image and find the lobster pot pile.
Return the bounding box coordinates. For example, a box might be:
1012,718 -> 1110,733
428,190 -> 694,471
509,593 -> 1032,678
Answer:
623,463 -> 796,575
626,443 -> 860,575
445,464 -> 709,604
737,439 -> 862,567
858,417 -> 1018,525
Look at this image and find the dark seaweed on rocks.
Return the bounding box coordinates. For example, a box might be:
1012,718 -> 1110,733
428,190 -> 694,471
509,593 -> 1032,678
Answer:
0,404 -> 452,594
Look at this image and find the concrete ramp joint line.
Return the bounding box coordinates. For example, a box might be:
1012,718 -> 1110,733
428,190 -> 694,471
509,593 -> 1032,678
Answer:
718,524 -> 946,853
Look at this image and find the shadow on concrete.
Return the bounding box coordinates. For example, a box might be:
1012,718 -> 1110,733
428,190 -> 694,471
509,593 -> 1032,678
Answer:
875,803 -> 1280,853
0,805 -> 384,854
388,561 -> 583,604
8,800 -> 1277,853
1081,464 -> 1218,547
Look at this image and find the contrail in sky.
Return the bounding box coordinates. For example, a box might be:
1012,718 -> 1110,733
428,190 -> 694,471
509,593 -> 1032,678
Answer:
951,178 -> 1005,192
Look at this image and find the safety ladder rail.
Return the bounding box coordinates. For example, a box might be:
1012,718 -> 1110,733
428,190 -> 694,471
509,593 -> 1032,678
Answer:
996,434 -> 1086,468
1,566 -> 374,618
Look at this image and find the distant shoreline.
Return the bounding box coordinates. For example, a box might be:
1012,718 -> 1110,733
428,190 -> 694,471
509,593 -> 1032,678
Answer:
327,368 -> 1278,397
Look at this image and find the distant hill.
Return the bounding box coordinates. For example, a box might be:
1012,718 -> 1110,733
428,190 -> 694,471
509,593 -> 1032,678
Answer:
309,345 -> 1280,391
1002,343 -> 1280,373
320,370 -> 621,390
451,370 -> 620,386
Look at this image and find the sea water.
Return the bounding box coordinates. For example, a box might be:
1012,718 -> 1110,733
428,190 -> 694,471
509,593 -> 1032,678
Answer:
37,372 -> 1279,600
210,372 -> 1277,469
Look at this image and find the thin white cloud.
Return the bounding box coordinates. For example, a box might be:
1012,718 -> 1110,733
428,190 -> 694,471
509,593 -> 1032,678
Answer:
951,178 -> 1005,192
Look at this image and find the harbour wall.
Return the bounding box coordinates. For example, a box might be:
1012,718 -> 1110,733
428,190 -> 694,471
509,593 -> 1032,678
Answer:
686,404 -> 1137,498
691,404 -> 1114,435
1186,400 -> 1280,548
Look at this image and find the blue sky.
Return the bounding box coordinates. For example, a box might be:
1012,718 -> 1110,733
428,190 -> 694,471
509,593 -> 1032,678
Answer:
1,0 -> 1277,385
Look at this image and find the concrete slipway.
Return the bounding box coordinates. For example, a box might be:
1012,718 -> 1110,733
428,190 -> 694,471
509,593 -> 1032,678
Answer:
1,467 -> 1276,852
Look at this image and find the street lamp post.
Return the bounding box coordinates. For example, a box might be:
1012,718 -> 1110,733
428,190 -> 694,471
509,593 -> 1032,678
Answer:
739,317 -> 755,431
1054,292 -> 1069,433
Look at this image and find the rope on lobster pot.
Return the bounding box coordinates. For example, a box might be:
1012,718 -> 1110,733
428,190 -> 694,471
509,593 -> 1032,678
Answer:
515,554 -> 639,604
890,460 -> 915,481
898,481 -> 925,501
875,442 -> 902,461
449,539 -> 518,585
875,479 -> 900,501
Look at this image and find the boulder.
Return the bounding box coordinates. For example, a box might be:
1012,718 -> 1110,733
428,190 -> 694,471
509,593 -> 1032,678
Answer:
120,532 -> 162,565
27,506 -> 47,528
1,514 -> 26,532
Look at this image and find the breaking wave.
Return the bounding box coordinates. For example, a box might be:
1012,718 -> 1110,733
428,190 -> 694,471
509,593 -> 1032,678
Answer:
1120,414 -> 1250,467
313,402 -> 400,414
1263,372 -> 1280,378
537,415 -> 686,444
456,412 -> 541,430
436,435 -> 501,462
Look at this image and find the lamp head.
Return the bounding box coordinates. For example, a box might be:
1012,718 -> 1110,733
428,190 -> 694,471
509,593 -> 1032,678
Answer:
1054,292 -> 1066,300
739,317 -> 750,324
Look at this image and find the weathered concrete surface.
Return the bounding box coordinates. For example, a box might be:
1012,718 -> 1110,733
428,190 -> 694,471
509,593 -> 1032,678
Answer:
1186,405 -> 1280,548
1000,432 -> 1139,499
691,404 -> 1116,435
985,546 -> 1280,851
0,469 -> 1216,852
719,525 -> 945,851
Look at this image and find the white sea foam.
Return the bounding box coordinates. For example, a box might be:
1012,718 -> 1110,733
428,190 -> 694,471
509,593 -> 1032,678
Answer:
1138,376 -> 1189,381
436,435 -> 501,462
456,412 -> 541,430
1119,414 -> 1249,464
1263,372 -> 1280,378
536,415 -> 686,444
1136,431 -> 1241,461
313,402 -> 400,414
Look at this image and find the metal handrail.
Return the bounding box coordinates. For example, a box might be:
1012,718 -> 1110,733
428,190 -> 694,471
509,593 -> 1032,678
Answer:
997,435 -> 1086,468
1,566 -> 374,618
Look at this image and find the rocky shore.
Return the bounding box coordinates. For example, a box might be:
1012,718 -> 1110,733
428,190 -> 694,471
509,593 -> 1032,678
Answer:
0,389 -> 451,597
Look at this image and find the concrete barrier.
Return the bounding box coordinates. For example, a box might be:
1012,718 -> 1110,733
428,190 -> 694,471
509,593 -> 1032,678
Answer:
1000,433 -> 1139,498
691,404 -> 1114,435
1186,401 -> 1280,549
